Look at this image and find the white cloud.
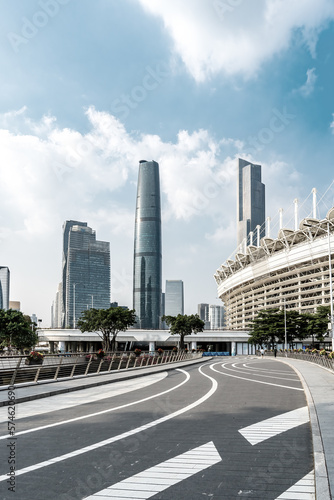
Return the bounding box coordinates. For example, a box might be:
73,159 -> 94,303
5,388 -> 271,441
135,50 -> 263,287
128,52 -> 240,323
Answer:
0,107 -> 303,323
296,67 -> 317,97
136,0 -> 334,81
0,106 -> 302,241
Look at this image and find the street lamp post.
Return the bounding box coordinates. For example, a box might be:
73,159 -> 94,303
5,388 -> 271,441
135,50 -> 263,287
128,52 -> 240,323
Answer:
283,298 -> 287,352
73,283 -> 76,329
304,219 -> 334,349
327,221 -> 334,351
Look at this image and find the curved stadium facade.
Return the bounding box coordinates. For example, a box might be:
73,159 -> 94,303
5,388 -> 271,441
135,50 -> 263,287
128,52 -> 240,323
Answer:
215,208 -> 334,330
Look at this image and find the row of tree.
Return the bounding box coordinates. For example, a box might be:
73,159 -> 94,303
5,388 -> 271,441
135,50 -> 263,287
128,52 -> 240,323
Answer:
248,305 -> 331,347
0,306 -> 205,353
1,303 -> 330,353
77,308 -> 205,350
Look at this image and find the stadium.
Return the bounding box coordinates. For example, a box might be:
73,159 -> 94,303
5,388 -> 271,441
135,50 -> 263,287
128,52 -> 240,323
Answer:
214,188 -> 334,333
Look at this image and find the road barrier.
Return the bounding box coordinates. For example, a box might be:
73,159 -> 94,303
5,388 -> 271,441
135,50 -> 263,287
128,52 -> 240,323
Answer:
0,350 -> 201,387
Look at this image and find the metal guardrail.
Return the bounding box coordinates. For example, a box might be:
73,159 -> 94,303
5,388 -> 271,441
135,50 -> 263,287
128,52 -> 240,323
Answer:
266,351 -> 334,372
0,351 -> 201,387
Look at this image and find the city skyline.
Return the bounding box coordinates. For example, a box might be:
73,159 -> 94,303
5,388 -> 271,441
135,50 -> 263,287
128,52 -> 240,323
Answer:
1,2 -> 334,325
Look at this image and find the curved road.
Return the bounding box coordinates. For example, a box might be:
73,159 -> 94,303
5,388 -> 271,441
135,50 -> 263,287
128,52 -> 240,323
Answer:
0,357 -> 314,499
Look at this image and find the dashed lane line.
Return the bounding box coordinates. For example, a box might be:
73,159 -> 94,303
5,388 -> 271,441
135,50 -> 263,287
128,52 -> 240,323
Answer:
0,365 -> 218,482
239,406 -> 309,445
84,442 -> 222,499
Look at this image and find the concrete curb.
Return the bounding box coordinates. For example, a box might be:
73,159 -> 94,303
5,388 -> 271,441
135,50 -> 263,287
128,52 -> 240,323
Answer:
277,358 -> 331,500
0,356 -> 212,407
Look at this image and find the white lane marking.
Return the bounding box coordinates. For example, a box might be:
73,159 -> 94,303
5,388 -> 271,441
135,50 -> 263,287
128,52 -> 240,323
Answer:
239,406 -> 309,445
275,470 -> 315,499
0,373 -> 168,423
0,369 -> 190,440
0,365 -> 218,482
210,364 -> 303,391
242,363 -> 299,377
242,363 -> 298,379
230,363 -> 298,382
84,442 -> 221,499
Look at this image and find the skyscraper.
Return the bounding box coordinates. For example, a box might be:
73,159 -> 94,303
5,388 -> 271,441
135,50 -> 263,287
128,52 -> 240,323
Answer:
60,221 -> 110,328
237,158 -> 265,248
0,267 -> 10,310
133,160 -> 162,329
61,220 -> 87,327
165,280 -> 184,316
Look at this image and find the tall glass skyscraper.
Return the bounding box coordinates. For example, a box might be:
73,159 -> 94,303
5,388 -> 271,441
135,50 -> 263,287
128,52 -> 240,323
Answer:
165,280 -> 184,316
237,158 -> 265,248
0,267 -> 10,310
133,160 -> 162,329
59,221 -> 110,328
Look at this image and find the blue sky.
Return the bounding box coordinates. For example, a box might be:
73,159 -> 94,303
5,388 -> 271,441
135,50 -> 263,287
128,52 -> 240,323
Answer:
1,0 -> 334,326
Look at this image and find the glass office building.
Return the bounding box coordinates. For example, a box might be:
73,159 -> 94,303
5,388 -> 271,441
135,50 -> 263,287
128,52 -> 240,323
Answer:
133,160 -> 162,329
61,222 -> 110,328
0,267 -> 10,310
165,280 -> 184,317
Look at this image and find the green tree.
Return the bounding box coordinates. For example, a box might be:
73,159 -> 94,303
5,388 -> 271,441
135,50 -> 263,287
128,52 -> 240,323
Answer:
248,308 -> 283,348
0,309 -> 38,353
77,307 -> 136,351
162,314 -> 204,349
305,306 -> 330,343
248,308 -> 309,348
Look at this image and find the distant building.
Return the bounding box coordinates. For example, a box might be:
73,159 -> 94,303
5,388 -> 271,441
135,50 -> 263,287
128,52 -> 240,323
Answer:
165,280 -> 184,316
161,292 -> 166,329
209,305 -> 225,329
198,303 -> 210,329
237,158 -> 265,248
110,302 -> 128,310
55,221 -> 110,328
0,267 -> 10,310
133,160 -> 162,329
52,283 -> 62,328
9,301 -> 20,311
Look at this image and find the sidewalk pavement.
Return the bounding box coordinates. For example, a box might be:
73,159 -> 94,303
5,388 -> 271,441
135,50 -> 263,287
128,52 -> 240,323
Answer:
277,356 -> 334,500
0,356 -> 210,407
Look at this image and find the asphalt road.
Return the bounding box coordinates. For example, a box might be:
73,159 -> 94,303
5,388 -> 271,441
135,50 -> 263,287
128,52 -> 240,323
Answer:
0,357 -> 313,499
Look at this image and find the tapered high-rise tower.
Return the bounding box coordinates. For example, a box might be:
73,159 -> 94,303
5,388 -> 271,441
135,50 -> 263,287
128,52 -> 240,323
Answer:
237,158 -> 265,248
133,160 -> 162,329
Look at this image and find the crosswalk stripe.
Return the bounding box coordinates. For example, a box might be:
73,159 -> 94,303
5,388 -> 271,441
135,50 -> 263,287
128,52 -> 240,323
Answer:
84,442 -> 222,499
239,406 -> 309,445
275,470 -> 315,499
